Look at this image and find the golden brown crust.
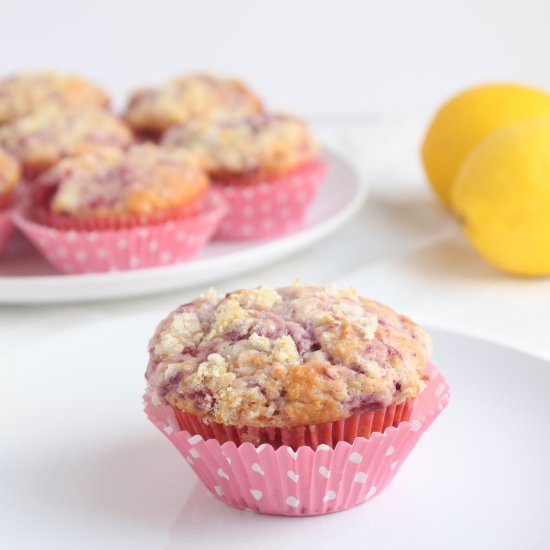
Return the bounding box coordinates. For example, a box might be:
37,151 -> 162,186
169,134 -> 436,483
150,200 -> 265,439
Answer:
124,73 -> 263,136
36,144 -> 209,218
0,107 -> 133,178
0,71 -> 109,126
162,112 -> 318,178
146,284 -> 431,428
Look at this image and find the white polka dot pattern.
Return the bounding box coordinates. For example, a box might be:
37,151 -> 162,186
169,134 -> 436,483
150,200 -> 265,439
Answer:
12,191 -> 227,274
215,159 -> 327,240
144,363 -> 450,516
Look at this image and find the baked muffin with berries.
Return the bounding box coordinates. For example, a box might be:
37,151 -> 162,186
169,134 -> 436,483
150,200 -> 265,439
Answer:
0,71 -> 109,126
125,73 -> 263,140
0,107 -> 133,179
162,113 -> 326,239
14,143 -> 226,273
163,112 -> 319,184
146,283 -> 431,448
31,144 -> 210,229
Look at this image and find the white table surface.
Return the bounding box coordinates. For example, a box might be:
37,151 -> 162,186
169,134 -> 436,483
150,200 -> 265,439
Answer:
3,116 -> 550,550
1,115 -> 549,362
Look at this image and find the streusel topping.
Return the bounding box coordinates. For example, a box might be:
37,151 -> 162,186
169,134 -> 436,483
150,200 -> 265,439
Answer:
0,71 -> 109,126
125,73 -> 263,136
36,144 -> 209,218
0,107 -> 133,176
146,284 -> 431,427
162,112 -> 318,177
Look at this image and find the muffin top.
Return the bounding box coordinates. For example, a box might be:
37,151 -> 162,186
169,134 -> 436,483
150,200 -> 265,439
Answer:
0,147 -> 20,202
34,144 -> 209,218
162,112 -> 318,178
146,283 -> 431,427
0,71 -> 109,126
0,107 -> 133,177
125,73 -> 263,137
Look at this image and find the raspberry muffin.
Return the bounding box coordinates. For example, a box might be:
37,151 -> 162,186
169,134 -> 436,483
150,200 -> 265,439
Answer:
146,283 -> 431,448
14,144 -> 226,273
125,73 -> 263,140
0,71 -> 109,126
0,147 -> 20,253
0,107 -> 133,179
162,112 -> 319,184
31,144 -> 209,229
162,113 -> 326,239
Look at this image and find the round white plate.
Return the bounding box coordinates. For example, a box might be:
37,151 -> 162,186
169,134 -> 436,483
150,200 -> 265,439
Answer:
2,319 -> 549,549
0,149 -> 366,304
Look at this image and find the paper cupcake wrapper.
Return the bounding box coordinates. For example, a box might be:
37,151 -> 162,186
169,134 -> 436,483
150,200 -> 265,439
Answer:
214,158 -> 327,240
173,398 -> 413,450
12,190 -> 227,274
0,208 -> 13,255
145,364 -> 449,516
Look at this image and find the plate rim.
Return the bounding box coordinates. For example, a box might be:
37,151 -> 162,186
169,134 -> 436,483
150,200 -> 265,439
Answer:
0,148 -> 368,304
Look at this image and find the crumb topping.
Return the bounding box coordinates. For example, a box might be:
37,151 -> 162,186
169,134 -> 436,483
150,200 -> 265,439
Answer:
146,284 -> 431,427
35,144 -> 209,218
125,73 -> 263,135
0,107 -> 132,175
0,147 -> 20,198
162,112 -> 318,177
0,71 -> 109,125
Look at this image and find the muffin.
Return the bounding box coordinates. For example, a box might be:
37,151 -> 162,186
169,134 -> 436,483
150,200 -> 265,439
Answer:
0,147 -> 20,254
162,113 -> 327,239
144,283 -> 449,516
124,73 -> 263,140
0,107 -> 133,179
32,144 -> 209,229
0,71 -> 109,126
163,112 -> 318,183
147,283 -> 430,445
13,144 -> 227,273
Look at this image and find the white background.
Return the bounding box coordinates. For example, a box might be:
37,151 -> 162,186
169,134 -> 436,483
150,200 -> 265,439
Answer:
2,0 -> 550,118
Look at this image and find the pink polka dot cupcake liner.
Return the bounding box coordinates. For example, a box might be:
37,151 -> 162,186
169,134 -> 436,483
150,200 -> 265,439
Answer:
214,158 -> 327,240
0,208 -> 13,255
12,190 -> 227,274
144,364 -> 449,516
173,398 -> 414,451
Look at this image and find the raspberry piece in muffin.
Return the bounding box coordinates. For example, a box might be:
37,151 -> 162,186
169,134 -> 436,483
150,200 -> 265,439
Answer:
0,71 -> 109,126
0,147 -> 20,209
125,73 -> 263,139
32,144 -> 210,229
0,107 -> 133,179
162,112 -> 319,184
146,283 -> 431,429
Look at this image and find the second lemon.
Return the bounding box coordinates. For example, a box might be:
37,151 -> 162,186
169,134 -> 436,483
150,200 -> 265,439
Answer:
422,83 -> 550,209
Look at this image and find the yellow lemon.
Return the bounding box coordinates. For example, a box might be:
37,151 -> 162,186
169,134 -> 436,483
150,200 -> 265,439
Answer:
422,83 -> 550,209
452,117 -> 550,276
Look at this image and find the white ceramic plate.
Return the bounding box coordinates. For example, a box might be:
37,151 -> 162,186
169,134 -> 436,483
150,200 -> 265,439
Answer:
0,149 -> 366,304
2,319 -> 549,550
